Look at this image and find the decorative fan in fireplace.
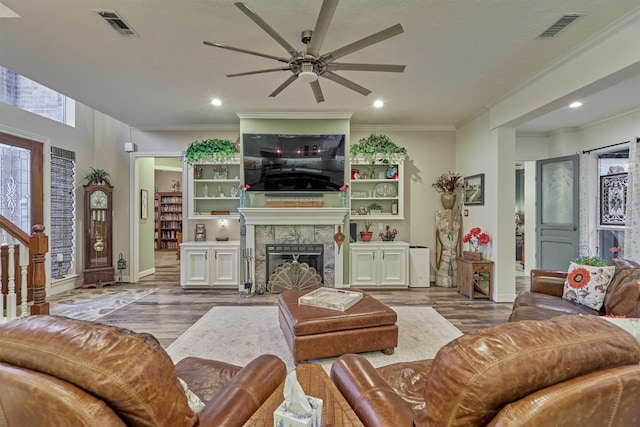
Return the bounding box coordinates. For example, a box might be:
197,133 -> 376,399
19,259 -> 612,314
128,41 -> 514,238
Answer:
267,256 -> 323,293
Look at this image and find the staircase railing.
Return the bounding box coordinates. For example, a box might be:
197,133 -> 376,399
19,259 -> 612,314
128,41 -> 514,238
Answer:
1,215 -> 49,323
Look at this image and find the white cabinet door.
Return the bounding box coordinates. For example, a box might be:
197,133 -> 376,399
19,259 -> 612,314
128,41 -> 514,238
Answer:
379,248 -> 407,287
210,247 -> 239,287
350,242 -> 409,288
181,247 -> 210,288
350,247 -> 378,287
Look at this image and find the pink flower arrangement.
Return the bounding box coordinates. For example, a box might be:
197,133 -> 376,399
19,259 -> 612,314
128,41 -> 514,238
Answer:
609,246 -> 622,258
340,184 -> 350,192
462,227 -> 490,251
240,184 -> 251,190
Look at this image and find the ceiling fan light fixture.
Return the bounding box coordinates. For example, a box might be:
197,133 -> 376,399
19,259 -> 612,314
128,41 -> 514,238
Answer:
373,100 -> 384,108
298,62 -> 318,82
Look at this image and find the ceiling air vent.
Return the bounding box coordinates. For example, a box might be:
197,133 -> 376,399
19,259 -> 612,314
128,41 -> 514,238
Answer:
538,14 -> 583,38
97,10 -> 138,37
538,13 -> 582,39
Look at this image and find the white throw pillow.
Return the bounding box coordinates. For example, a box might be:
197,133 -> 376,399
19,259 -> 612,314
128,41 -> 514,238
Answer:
178,378 -> 205,413
562,262 -> 615,310
601,317 -> 640,343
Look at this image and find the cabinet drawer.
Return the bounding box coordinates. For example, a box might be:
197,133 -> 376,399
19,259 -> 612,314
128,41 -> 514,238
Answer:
474,263 -> 492,273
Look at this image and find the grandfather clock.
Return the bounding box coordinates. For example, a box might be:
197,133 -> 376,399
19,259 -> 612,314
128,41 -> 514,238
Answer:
83,180 -> 114,287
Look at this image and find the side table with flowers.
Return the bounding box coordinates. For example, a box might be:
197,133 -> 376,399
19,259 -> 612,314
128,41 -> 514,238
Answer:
432,171 -> 463,209
462,227 -> 491,259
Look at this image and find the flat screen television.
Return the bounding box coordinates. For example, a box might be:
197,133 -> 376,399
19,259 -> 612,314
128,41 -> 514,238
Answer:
243,133 -> 346,192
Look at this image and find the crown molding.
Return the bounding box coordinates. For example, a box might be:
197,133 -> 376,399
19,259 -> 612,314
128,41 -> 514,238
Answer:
236,112 -> 353,120
133,124 -> 240,131
350,124 -> 455,132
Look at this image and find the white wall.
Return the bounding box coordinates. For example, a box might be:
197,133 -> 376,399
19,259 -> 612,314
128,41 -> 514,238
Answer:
0,101 -> 130,294
457,112 -> 517,302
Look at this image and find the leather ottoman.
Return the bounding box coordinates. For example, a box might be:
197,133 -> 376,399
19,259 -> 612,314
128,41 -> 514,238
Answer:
278,289 -> 398,363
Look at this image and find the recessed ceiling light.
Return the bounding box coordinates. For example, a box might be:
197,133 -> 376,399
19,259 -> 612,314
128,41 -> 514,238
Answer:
373,100 -> 384,108
211,98 -> 222,106
569,101 -> 582,108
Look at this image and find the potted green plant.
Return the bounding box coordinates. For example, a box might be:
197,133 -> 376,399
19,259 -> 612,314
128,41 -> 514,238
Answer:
183,138 -> 237,166
368,202 -> 383,215
350,133 -> 407,165
360,221 -> 374,242
83,167 -> 111,184
574,255 -> 608,267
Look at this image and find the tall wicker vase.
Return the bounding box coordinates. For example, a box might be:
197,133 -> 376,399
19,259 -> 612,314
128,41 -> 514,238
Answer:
440,192 -> 456,210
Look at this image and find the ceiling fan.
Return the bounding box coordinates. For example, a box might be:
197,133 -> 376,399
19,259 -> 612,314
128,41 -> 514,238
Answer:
203,0 -> 405,103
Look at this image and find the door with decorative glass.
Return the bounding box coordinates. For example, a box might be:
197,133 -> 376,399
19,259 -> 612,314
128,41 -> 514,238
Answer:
536,155 -> 579,270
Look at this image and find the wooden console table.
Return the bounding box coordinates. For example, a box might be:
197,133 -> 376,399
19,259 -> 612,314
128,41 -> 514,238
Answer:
457,257 -> 493,300
244,363 -> 364,426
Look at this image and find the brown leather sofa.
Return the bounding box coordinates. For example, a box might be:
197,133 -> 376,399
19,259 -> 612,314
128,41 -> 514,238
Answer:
0,315 -> 286,427
510,258 -> 640,321
330,315 -> 640,427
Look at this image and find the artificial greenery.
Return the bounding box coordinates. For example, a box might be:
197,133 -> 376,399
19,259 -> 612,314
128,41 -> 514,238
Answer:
574,255 -> 608,267
368,202 -> 383,211
183,138 -> 237,165
350,133 -> 407,164
362,221 -> 373,232
83,167 -> 111,184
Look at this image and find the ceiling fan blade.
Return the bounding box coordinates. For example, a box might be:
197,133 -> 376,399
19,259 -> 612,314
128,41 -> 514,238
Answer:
322,23 -> 404,62
310,80 -> 325,103
203,41 -> 289,63
227,67 -> 291,77
306,0 -> 339,57
321,71 -> 371,96
269,74 -> 298,97
328,63 -> 406,72
234,2 -> 298,57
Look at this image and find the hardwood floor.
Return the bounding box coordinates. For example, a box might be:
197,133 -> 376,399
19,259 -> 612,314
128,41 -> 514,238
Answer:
79,251 -> 529,348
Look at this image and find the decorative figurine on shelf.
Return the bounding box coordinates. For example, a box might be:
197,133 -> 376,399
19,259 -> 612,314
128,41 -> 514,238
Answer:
351,169 -> 360,180
386,165 -> 398,179
379,225 -> 398,241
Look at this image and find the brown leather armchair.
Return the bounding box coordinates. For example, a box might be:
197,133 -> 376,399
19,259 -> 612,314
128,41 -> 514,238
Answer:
331,315 -> 640,427
0,315 -> 286,427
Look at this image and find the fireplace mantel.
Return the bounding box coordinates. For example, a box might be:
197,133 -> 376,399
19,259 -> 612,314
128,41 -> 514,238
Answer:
239,207 -> 349,289
239,208 -> 349,225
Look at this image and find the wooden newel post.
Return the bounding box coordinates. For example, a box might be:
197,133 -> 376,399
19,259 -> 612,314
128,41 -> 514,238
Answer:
30,224 -> 49,315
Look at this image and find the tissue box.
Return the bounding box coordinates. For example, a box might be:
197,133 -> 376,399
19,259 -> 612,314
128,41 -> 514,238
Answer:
273,396 -> 323,427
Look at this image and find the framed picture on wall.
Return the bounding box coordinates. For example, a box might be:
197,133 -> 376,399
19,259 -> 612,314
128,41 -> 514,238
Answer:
464,174 -> 484,205
140,189 -> 148,219
600,173 -> 627,225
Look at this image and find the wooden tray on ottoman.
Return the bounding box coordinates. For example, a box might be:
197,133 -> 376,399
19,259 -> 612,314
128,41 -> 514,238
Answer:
298,288 -> 363,311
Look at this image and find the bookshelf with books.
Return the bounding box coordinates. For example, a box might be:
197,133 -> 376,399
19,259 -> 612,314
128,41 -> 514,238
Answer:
155,192 -> 183,251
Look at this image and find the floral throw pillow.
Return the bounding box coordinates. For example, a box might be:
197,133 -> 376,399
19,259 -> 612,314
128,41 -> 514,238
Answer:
562,262 -> 616,310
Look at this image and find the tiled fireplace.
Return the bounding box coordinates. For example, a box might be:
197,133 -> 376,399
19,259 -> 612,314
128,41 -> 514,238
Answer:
238,208 -> 349,289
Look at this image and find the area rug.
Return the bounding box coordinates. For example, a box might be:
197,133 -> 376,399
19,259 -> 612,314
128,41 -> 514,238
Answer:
166,306 -> 463,372
50,287 -> 157,321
